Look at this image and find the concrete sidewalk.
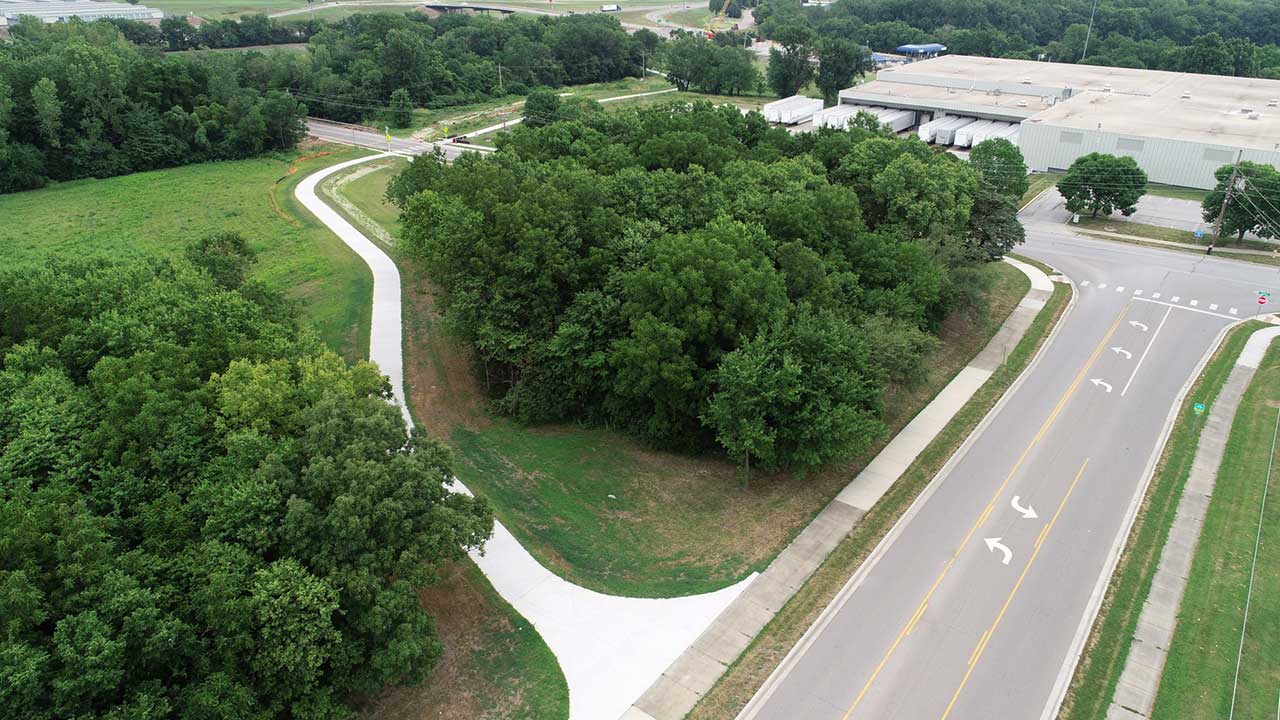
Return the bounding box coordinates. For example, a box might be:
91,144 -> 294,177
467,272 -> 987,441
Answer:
297,154 -> 756,720
625,258 -> 1060,720
1107,324 -> 1280,719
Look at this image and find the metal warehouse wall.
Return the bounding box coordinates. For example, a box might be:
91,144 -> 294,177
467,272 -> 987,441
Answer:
1019,121 -> 1280,190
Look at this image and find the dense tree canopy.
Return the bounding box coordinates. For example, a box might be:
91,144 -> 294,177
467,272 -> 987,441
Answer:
1058,152 -> 1147,217
0,246 -> 492,719
387,103 -> 1020,472
754,0 -> 1280,79
0,20 -> 307,193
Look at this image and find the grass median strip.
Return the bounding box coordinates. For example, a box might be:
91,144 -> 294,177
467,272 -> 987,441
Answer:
688,272 -> 1070,719
1151,338 -> 1280,719
1057,319 -> 1265,720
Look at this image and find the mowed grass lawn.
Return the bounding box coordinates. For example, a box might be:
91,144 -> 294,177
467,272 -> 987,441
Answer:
0,144 -> 375,362
333,159 -> 1032,597
1151,339 -> 1280,718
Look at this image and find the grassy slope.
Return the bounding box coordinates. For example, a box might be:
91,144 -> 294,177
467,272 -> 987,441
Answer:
1021,172 -> 1063,209
1151,339 -> 1280,719
1075,216 -> 1275,251
322,158 -> 570,720
0,144 -> 374,362
690,272 -> 1071,719
1057,320 -> 1265,720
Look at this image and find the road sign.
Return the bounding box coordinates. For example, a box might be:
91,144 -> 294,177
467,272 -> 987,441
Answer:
1194,402 -> 1206,416
1260,296 -> 1269,306
1195,229 -> 1205,239
1258,291 -> 1272,297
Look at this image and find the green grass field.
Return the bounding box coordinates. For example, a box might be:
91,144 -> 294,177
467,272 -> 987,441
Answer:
1020,172 -> 1062,209
327,158 -> 1033,598
1144,183 -> 1211,203
1152,338 -> 1280,719
1058,320 -> 1266,720
145,0 -> 309,19
0,145 -> 375,362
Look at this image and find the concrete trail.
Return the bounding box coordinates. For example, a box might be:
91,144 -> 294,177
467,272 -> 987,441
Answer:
295,152 -> 755,720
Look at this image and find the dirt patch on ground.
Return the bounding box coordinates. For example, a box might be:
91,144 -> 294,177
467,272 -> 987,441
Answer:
400,261 -> 491,435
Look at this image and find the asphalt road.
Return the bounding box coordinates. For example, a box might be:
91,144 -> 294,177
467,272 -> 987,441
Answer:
741,191 -> 1280,720
305,119 -> 480,161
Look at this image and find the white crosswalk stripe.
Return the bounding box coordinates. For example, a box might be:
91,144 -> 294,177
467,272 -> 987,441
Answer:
1152,293 -> 1161,299
1171,296 -> 1180,303
1116,286 -> 1125,292
1134,289 -> 1143,296
1230,308 -> 1239,315
1081,280 -> 1091,287
1190,300 -> 1199,306
1098,283 -> 1108,289
1210,304 -> 1218,311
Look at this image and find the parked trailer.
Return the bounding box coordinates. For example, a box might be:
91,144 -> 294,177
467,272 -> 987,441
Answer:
954,120 -> 997,148
916,114 -> 954,142
762,95 -> 824,125
933,117 -> 976,146
969,121 -> 1012,146
813,104 -> 862,129
874,108 -> 917,133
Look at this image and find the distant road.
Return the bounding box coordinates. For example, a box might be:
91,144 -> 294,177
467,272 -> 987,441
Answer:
305,119 -> 485,160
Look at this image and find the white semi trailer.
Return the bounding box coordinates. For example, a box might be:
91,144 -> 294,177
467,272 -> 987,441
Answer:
933,116 -> 976,146
762,95 -> 824,125
873,108 -> 917,133
954,119 -> 997,147
813,104 -> 862,129
916,114 -> 954,142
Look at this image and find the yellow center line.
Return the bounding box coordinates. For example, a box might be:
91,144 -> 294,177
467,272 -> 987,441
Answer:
939,458 -> 1091,720
905,601 -> 928,637
839,304 -> 1130,720
967,630 -> 990,667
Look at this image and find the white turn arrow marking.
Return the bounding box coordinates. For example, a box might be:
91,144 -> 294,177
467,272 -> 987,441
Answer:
1010,496 -> 1039,519
1111,346 -> 1133,359
1091,378 -> 1113,393
1129,320 -> 1149,332
985,538 -> 1013,565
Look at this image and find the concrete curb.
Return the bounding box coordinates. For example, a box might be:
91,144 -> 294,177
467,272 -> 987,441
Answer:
1103,325 -> 1280,719
623,257 -> 1071,720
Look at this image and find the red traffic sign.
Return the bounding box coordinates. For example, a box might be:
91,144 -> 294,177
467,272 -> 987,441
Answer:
1259,296 -> 1269,306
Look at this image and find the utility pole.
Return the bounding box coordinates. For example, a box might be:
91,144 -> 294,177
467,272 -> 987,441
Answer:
1210,149 -> 1244,254
1081,0 -> 1099,61
497,64 -> 504,94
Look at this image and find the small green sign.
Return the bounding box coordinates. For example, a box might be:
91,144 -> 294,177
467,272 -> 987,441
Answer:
1258,291 -> 1272,297
1193,402 -> 1206,415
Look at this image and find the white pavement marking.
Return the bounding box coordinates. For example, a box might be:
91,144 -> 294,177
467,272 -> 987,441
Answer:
984,537 -> 1013,565
1129,320 -> 1149,332
1231,307 -> 1240,315
1098,283 -> 1108,289
1171,295 -> 1181,303
1133,296 -> 1239,321
1121,304 -> 1173,397
1010,496 -> 1039,519
1153,292 -> 1162,299
1090,378 -> 1113,393
1116,286 -> 1125,292
1190,299 -> 1199,306
297,153 -> 755,720
1111,347 -> 1133,359
1134,289 -> 1143,296
1211,304 -> 1219,311
1081,280 -> 1092,287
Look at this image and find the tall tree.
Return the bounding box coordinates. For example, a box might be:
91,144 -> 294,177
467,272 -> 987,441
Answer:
815,37 -> 869,103
1201,161 -> 1280,241
523,88 -> 561,128
766,23 -> 815,98
1058,152 -> 1147,218
388,88 -> 414,129
968,138 -> 1028,200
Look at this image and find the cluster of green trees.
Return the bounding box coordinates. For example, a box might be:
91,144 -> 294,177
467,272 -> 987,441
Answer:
271,13 -> 658,124
662,31 -> 760,95
1057,152 -> 1148,218
0,20 -> 306,194
106,14 -> 324,52
753,0 -> 1280,79
386,103 -> 1027,473
0,240 -> 492,719
1201,162 -> 1280,241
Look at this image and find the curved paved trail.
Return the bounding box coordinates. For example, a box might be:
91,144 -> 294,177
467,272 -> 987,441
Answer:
295,151 -> 755,720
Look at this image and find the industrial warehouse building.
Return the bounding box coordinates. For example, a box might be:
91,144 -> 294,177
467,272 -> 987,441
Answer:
834,55 -> 1280,190
0,0 -> 164,37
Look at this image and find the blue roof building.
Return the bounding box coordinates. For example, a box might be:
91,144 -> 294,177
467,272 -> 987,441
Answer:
897,43 -> 947,58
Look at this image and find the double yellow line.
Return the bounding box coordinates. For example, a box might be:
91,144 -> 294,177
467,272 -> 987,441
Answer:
840,305 -> 1130,720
